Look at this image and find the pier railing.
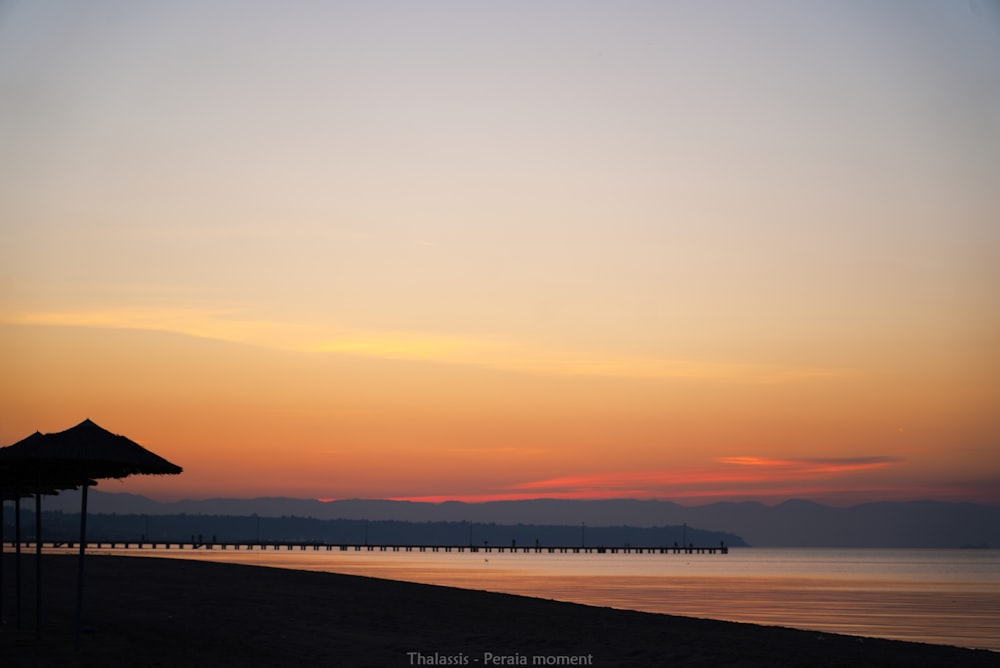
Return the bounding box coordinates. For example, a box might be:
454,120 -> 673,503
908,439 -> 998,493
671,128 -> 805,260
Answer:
5,540 -> 728,555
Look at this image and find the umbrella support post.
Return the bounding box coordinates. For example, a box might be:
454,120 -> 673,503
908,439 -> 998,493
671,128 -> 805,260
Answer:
15,496 -> 21,631
34,491 -> 41,640
75,483 -> 89,650
0,497 -> 4,627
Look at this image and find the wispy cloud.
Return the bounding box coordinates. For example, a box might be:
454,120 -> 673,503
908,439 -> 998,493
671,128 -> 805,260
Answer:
715,456 -> 901,474
2,306 -> 849,383
435,456 -> 907,503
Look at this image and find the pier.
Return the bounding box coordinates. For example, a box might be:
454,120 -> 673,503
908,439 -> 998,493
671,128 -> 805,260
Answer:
8,540 -> 728,555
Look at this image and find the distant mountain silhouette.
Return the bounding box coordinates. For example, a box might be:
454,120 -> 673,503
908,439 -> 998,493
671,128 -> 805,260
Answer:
34,491 -> 1000,548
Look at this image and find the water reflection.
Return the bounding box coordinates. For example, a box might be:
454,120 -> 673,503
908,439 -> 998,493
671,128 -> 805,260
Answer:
57,547 -> 1000,651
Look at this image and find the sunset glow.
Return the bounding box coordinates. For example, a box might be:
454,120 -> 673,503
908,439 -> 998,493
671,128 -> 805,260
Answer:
1,1 -> 998,507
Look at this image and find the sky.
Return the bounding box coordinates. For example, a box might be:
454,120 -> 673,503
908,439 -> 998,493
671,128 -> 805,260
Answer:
1,1 -> 998,505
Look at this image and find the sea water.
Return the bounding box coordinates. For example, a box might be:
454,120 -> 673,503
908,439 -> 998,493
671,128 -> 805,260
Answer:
60,546 -> 1000,652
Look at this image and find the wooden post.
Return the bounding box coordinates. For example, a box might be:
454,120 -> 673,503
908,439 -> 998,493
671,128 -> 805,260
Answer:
35,489 -> 42,640
76,482 -> 89,650
15,495 -> 22,630
0,497 -> 4,627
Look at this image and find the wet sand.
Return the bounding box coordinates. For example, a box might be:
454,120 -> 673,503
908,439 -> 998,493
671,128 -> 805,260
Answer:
1,554 -> 996,667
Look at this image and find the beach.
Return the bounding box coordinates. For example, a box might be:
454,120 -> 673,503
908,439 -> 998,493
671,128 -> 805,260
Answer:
1,554 -> 996,667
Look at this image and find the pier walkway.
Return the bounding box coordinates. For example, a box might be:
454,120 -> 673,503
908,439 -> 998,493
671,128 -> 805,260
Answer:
7,541 -> 728,555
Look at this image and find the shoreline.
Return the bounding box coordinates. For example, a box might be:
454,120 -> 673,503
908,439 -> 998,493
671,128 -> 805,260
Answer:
2,554 -> 997,667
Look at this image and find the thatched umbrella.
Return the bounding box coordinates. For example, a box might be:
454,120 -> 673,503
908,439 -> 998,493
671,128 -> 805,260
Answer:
0,419 -> 182,645
0,433 -> 44,624
0,483 -> 81,633
0,487 -> 37,630
0,430 -> 87,634
0,419 -> 182,479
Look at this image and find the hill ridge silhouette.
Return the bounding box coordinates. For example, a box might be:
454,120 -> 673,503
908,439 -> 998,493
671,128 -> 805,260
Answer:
33,491 -> 1000,548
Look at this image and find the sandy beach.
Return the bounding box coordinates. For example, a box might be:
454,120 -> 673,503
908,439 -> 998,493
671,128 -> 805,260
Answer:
1,554 -> 996,667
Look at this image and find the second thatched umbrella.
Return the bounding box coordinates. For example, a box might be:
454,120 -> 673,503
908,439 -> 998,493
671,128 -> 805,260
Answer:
0,430 -> 91,635
0,418 -> 182,645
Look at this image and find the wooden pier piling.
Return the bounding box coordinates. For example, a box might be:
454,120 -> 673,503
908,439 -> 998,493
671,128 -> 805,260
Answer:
7,540 -> 728,555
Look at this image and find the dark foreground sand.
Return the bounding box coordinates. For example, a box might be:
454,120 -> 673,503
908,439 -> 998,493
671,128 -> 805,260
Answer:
1,554 -> 997,667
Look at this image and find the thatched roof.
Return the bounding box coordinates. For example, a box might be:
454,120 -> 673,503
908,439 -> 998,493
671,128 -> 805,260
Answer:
0,419 -> 182,485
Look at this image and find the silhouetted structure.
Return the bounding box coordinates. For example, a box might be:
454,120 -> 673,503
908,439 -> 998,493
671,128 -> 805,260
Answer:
0,419 -> 182,647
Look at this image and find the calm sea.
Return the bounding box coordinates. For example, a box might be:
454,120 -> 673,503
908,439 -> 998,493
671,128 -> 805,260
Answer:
76,546 -> 1000,652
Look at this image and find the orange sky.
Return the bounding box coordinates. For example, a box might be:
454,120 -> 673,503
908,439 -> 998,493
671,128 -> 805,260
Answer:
1,2 -> 998,505
1,318 -> 996,505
